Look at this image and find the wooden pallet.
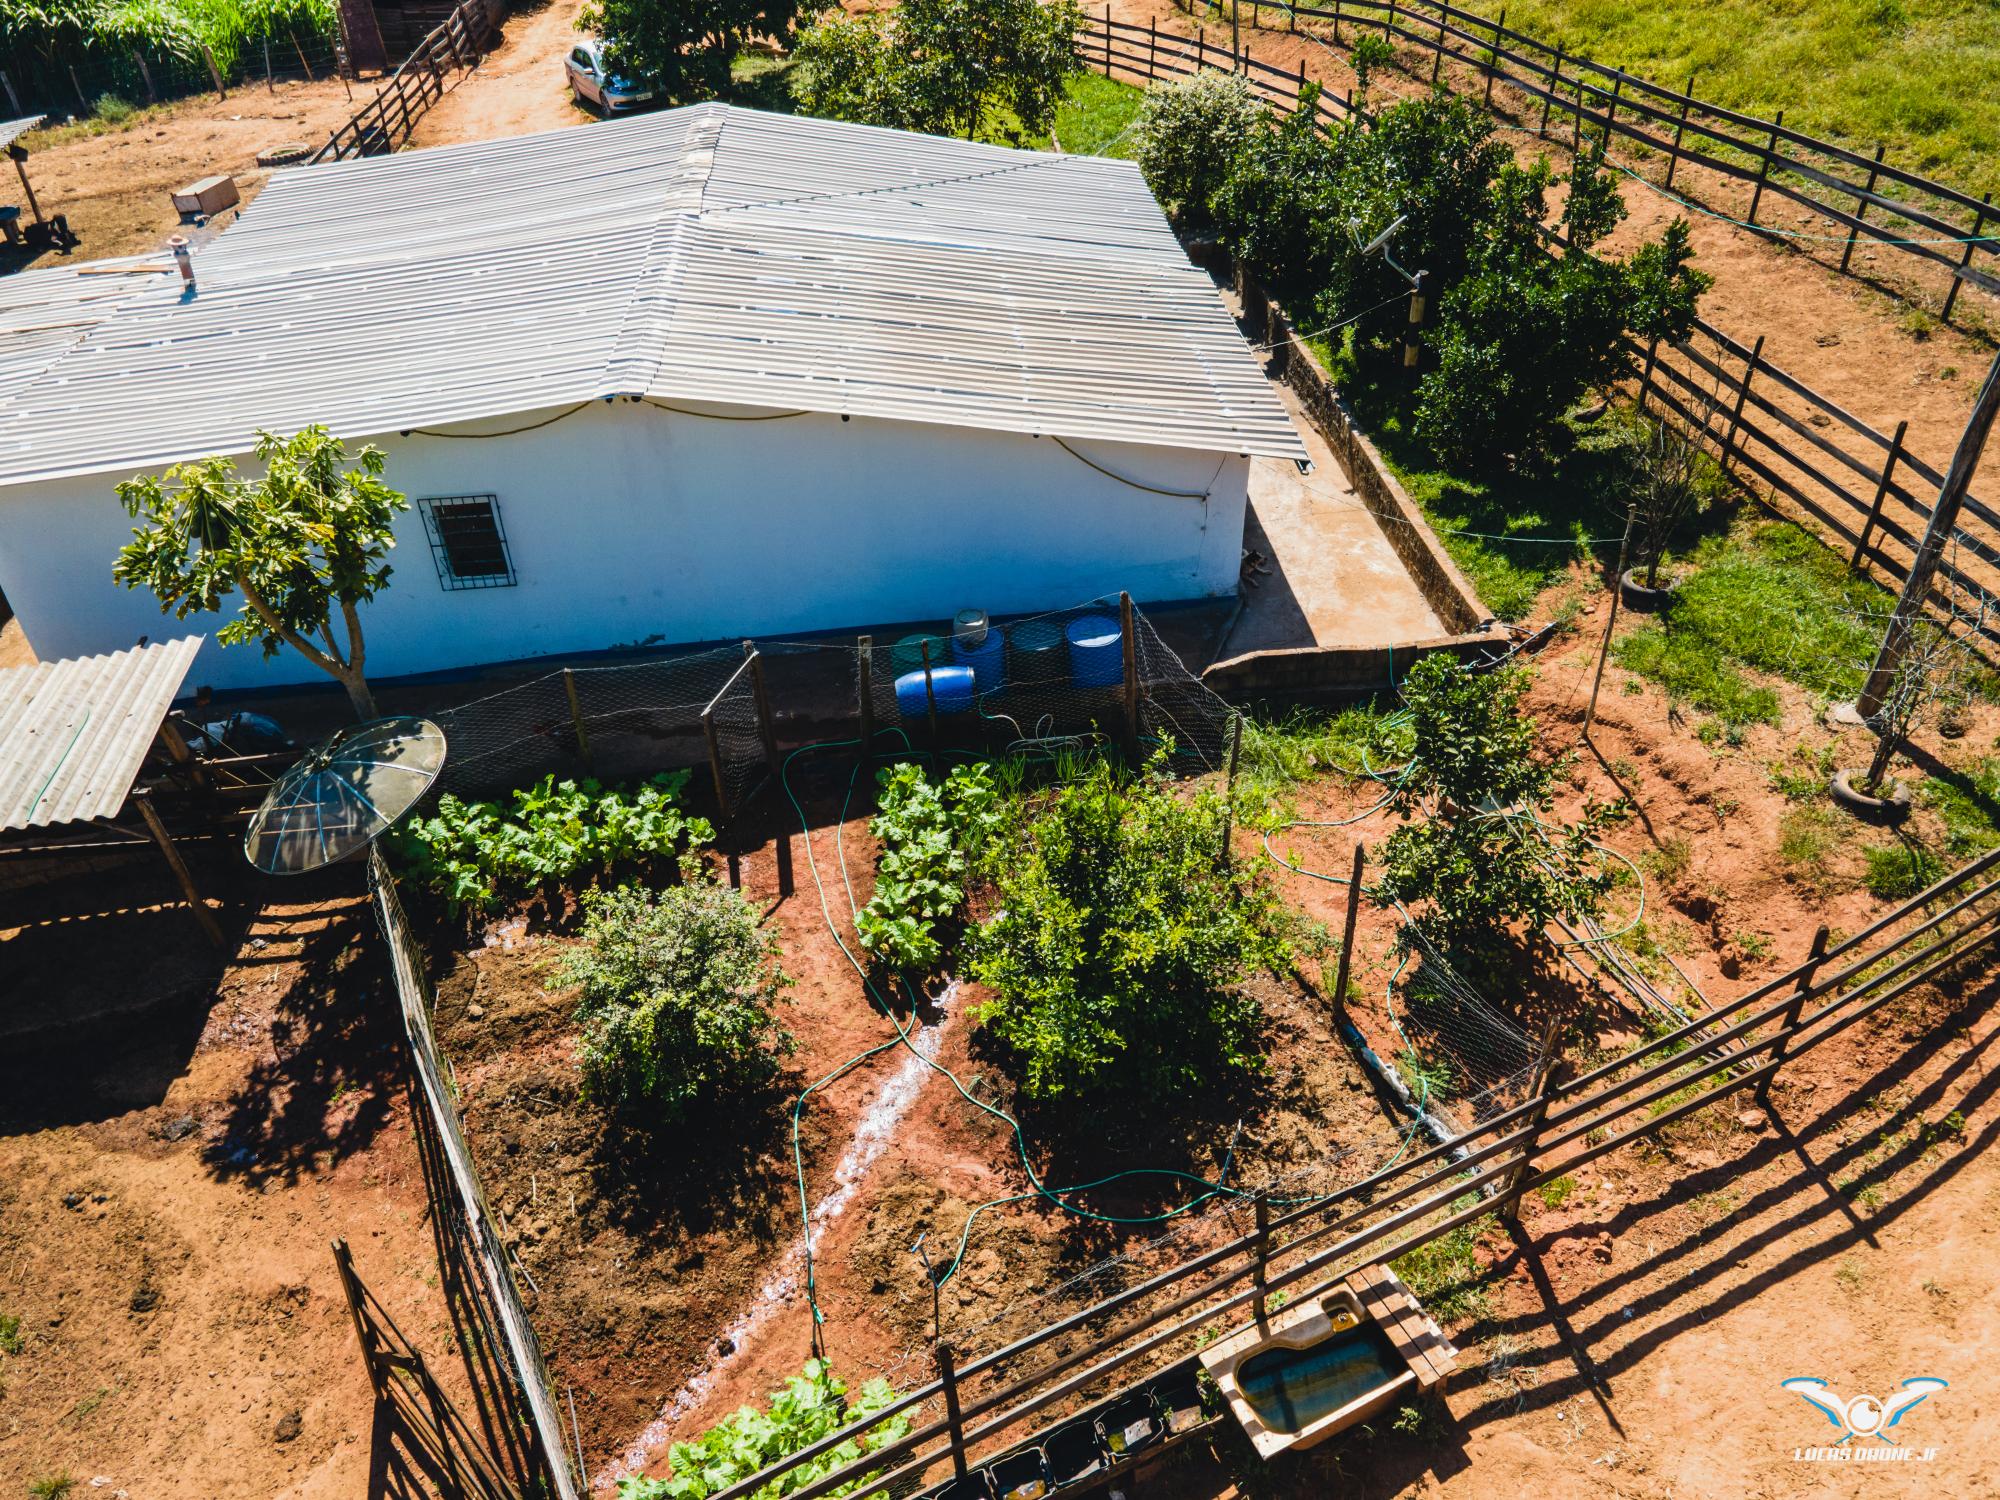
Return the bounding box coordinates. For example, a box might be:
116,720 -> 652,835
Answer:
1344,1262 -> 1458,1389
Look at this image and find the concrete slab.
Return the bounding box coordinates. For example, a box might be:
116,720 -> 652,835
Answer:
1220,377 -> 1446,659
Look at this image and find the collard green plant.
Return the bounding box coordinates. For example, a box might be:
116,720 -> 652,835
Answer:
1133,69 -> 1259,230
791,0 -> 1085,143
553,881 -> 790,1120
969,751 -> 1294,1101
391,772 -> 713,914
113,426 -> 405,719
617,1358 -> 906,1500
1368,654 -> 1622,971
855,761 -> 1002,973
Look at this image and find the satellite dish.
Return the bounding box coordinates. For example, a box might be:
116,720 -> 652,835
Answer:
244,716 -> 446,875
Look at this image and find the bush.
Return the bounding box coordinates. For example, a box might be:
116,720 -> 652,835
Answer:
391,772 -> 712,914
1369,654 -> 1623,971
552,882 -> 791,1119
1134,70 -> 1259,229
968,752 -> 1295,1101
856,761 -> 1003,973
92,92 -> 134,122
620,1360 -> 907,1500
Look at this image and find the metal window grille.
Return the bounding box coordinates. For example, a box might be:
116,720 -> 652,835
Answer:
418,495 -> 516,589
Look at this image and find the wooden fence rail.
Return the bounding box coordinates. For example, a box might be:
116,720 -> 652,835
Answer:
1082,13 -> 2000,633
702,842 -> 2000,1500
310,0 -> 504,162
1180,0 -> 2000,318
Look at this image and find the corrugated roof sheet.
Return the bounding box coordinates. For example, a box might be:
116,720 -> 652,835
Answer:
0,636 -> 202,831
0,115 -> 45,152
0,104 -> 1304,485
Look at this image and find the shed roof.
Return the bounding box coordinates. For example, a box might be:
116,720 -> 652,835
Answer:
0,636 -> 202,832
0,104 -> 1305,487
0,115 -> 44,152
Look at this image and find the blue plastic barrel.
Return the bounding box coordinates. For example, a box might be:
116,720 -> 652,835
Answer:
951,628 -> 1005,691
1066,614 -> 1124,688
1008,618 -> 1068,684
895,665 -> 975,717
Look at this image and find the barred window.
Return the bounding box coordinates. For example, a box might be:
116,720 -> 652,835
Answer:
418,495 -> 515,589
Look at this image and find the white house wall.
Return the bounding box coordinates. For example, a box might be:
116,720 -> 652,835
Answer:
0,401 -> 1250,693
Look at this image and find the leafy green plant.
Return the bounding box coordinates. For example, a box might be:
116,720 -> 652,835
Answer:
1537,1175 -> 1577,1209
855,761 -> 1003,973
1133,69 -> 1260,229
1863,842 -> 1946,901
968,751 -> 1295,1101
551,881 -> 791,1120
391,772 -> 712,914
791,0 -> 1085,143
618,1359 -> 906,1500
27,1476 -> 76,1500
1369,654 -> 1624,974
0,1311 -> 21,1355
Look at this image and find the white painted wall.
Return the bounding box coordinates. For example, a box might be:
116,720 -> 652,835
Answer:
0,400 -> 1251,693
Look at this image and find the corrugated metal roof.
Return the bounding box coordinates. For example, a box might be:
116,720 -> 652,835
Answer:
0,636 -> 202,831
0,104 -> 1305,485
0,116 -> 45,151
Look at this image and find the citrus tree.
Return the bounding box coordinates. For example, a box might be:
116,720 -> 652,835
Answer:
114,426 -> 405,719
582,0 -> 802,102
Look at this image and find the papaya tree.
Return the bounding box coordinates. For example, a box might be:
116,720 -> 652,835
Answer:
113,426 -> 407,719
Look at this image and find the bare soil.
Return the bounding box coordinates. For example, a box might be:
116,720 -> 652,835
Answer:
0,859 -> 475,1499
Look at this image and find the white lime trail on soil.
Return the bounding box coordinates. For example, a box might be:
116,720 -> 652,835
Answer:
602,982 -> 960,1490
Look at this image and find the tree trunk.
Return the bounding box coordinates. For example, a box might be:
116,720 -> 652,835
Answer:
337,668 -> 379,720
1863,725 -> 1897,793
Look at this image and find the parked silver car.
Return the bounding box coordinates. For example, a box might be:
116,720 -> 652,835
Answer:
564,38 -> 657,113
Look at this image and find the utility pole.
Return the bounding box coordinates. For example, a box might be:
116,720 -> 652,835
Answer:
1850,348 -> 2000,723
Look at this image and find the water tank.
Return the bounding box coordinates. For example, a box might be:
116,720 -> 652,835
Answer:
1007,618 -> 1068,684
895,664 -> 975,717
952,627 -> 1005,691
889,631 -> 948,679
1066,614 -> 1124,688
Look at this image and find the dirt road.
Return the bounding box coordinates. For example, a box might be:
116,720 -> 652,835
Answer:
408,0 -> 594,148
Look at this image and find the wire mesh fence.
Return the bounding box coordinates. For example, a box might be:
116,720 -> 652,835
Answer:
2,31 -> 345,121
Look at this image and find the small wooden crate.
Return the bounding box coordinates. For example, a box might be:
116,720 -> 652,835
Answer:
1344,1263 -> 1458,1389
171,174 -> 239,218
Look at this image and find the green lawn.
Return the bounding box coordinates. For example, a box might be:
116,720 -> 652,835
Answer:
1440,0 -> 2000,188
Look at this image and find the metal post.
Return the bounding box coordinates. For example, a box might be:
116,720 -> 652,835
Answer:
1942,193 -> 1991,323
132,788 -> 224,949
918,636 -> 941,747
1329,842 -> 1366,1025
1849,419 -> 1907,575
1747,110 -> 1784,226
1757,925 -> 1828,1106
1584,509 -> 1635,742
744,641 -> 791,897
1856,348 -> 2000,721
936,1342 -> 969,1480
1119,591 -> 1141,753
561,667 -> 593,774
1219,713 -> 1244,869
1665,73 -> 1694,188
1840,145 -> 1886,273
1252,1195 -> 1271,1324
856,635 -> 876,756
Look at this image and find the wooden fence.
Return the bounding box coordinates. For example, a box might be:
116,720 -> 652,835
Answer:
1081,12 -> 2000,632
1178,0 -> 1999,320
310,0 -> 504,162
695,843 -> 2000,1500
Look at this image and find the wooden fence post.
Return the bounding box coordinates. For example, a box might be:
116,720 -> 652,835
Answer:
1942,193 -> 1991,323
1482,7 -> 1504,106
133,788 -> 224,949
1541,46 -> 1561,137
1385,0 -> 1397,43
1664,73 -> 1694,187
1721,333 -> 1765,469
918,636 -> 941,747
1252,1195 -> 1272,1325
131,50 -> 157,102
1756,924 -> 1829,1107
1497,1062 -> 1566,1222
1104,2 -> 1113,74
1430,7 -> 1446,85
1637,334 -> 1661,413
1603,68 -> 1623,146
0,71 -> 19,116
201,43 -> 227,98
331,1238 -> 390,1401
561,667 -> 593,774
1332,0 -> 1342,45
856,635 -> 875,756
1840,144 -> 1886,273
936,1342 -> 970,1480
1850,419 -> 1907,575
1329,842 -> 1366,1027
70,65 -> 89,113
1148,18 -> 1157,79
1119,591 -> 1141,754
744,641 -> 791,897
1746,109 -> 1784,226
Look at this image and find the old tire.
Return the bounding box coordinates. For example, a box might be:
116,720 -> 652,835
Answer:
1619,567 -> 1680,612
1830,769 -> 1912,823
255,140 -> 314,168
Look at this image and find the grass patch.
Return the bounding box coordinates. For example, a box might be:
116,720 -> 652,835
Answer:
1392,1203 -> 1492,1324
1236,698 -> 1413,827
726,53 -> 798,113
1537,1174 -> 1577,1209
1023,71 -> 1145,156
27,1477 -> 76,1500
1864,841 -> 1947,899
1612,519 -> 1891,725
1431,0 -> 2000,186
1923,757 -> 2000,858
1778,804 -> 1847,894
0,1312 -> 19,1356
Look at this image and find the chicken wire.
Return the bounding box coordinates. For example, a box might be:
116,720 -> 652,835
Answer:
1387,924 -> 1542,1136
